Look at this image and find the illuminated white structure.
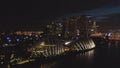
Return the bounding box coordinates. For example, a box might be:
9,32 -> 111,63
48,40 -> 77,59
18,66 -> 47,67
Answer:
69,39 -> 95,51
27,38 -> 95,59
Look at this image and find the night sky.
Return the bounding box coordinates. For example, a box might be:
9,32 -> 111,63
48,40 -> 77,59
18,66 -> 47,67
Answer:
0,0 -> 120,31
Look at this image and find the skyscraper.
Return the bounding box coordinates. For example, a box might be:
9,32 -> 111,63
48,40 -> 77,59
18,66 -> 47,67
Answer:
46,21 -> 63,37
63,15 -> 94,39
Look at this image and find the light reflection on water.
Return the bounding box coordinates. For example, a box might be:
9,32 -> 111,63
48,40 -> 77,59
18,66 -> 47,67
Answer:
76,50 -> 95,60
3,40 -> 120,68
107,40 -> 119,48
40,50 -> 95,68
10,40 -> 120,68
41,62 -> 57,68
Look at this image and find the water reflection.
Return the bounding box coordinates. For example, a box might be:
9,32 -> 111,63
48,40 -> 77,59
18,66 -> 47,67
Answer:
75,50 -> 95,64
40,50 -> 95,68
37,40 -> 120,68
107,40 -> 119,48
114,41 -> 119,48
41,62 -> 57,68
76,50 -> 94,60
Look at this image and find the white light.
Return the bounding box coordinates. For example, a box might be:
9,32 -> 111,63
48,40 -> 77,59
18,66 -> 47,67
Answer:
16,39 -> 20,42
65,41 -> 71,45
58,34 -> 61,36
91,29 -> 94,31
8,39 -> 12,43
6,37 -> 10,40
1,62 -> 4,64
40,42 -> 45,46
108,33 -> 111,36
35,35 -> 39,37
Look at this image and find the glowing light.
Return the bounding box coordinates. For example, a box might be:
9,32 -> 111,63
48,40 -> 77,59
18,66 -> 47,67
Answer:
6,37 -> 11,40
35,35 -> 39,38
29,34 -> 32,36
91,29 -> 94,31
64,48 -> 70,51
40,42 -> 45,46
65,41 -> 71,45
3,44 -> 8,47
8,40 -> 12,43
16,39 -> 20,42
108,33 -> 111,36
26,36 -> 29,38
58,34 -> 61,36
105,33 -> 111,37
39,35 -> 42,37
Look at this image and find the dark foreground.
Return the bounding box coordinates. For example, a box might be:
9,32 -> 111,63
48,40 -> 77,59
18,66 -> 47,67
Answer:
9,40 -> 120,68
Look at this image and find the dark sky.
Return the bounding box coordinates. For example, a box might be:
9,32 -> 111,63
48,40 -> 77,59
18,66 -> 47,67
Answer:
0,0 -> 120,31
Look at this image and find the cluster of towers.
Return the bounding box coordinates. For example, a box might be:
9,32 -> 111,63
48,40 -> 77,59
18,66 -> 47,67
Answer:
45,15 -> 99,39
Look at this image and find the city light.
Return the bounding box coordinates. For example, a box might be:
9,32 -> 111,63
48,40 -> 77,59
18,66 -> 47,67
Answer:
0,15 -> 98,67
64,41 -> 71,45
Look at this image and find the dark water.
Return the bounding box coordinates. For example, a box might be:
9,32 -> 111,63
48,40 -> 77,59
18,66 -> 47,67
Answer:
13,40 -> 120,68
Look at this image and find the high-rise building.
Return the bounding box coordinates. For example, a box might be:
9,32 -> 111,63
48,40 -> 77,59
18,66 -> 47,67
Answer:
63,15 -> 94,39
46,21 -> 63,37
45,15 -> 97,39
90,21 -> 99,34
63,17 -> 78,38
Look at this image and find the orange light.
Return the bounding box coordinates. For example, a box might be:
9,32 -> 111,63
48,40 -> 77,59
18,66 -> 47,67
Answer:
64,48 -> 70,51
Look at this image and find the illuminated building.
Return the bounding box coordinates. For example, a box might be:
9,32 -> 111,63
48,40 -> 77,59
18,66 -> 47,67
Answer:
45,15 -> 96,39
90,21 -> 99,34
15,31 -> 43,35
63,15 -> 94,39
63,17 -> 78,38
106,29 -> 120,40
46,21 -> 63,37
